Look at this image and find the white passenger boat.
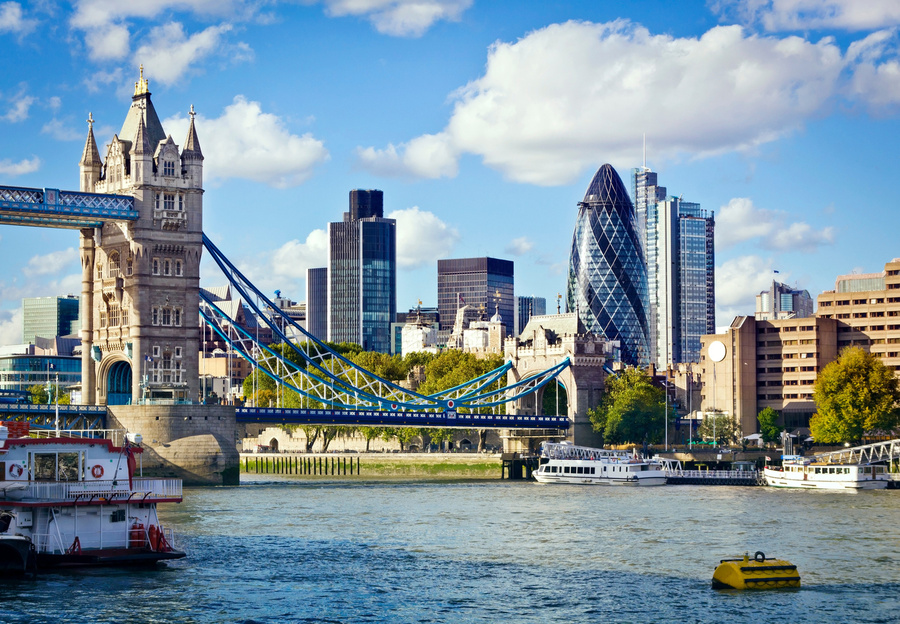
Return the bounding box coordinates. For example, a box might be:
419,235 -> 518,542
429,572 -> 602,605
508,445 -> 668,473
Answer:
763,455 -> 889,490
533,442 -> 667,486
0,422 -> 185,574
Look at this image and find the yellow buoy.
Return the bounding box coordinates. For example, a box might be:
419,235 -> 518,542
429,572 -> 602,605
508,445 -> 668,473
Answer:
712,551 -> 800,590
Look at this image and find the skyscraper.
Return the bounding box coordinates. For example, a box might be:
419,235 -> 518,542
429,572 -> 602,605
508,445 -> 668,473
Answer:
306,267 -> 328,340
567,164 -> 649,366
327,190 -> 396,353
756,281 -> 813,320
515,296 -> 546,336
22,296 -> 80,343
437,258 -> 514,345
635,167 -> 716,366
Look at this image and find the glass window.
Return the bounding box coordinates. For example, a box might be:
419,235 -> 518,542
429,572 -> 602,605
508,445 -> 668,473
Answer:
163,161 -> 175,177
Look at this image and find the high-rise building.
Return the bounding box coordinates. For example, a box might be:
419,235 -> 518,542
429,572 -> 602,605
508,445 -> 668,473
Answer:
306,268 -> 327,341
22,296 -> 80,343
756,281 -> 814,320
567,164 -> 649,366
515,296 -> 546,336
634,168 -> 715,366
437,257 -> 514,345
327,190 -> 396,353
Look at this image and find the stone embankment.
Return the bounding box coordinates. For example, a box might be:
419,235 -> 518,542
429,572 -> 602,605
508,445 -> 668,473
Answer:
241,451 -> 503,479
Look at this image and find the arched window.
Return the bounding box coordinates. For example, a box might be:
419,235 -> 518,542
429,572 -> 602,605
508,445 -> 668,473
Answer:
152,258 -> 160,275
175,260 -> 183,277
163,259 -> 171,276
96,262 -> 103,279
126,256 -> 133,276
108,252 -> 120,278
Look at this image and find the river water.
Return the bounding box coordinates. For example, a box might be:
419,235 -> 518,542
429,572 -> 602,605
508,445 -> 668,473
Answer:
2,476 -> 898,623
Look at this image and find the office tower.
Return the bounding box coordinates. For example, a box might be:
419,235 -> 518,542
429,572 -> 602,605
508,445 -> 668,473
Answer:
22,296 -> 80,343
756,281 -> 814,320
566,164 -> 649,366
306,268 -> 328,341
437,257 -> 514,345
327,190 -> 396,353
635,166 -> 716,366
515,296 -> 547,336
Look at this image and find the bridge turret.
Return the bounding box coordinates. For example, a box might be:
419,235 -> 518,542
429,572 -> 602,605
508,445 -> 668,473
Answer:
79,113 -> 102,192
181,105 -> 203,188
130,115 -> 153,185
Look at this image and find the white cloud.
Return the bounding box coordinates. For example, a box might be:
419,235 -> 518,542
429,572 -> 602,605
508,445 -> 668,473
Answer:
846,30 -> 900,110
387,206 -> 459,268
504,236 -> 534,256
3,87 -> 34,122
361,20 -> 853,185
320,0 -> 472,37
41,119 -> 83,142
715,254 -> 780,323
22,249 -> 80,278
355,132 -> 458,179
0,307 -> 23,346
164,96 -> 330,188
270,230 -> 329,280
0,157 -> 40,176
0,2 -> 36,36
715,197 -> 834,252
721,0 -> 900,32
83,22 -> 130,60
136,22 -> 233,85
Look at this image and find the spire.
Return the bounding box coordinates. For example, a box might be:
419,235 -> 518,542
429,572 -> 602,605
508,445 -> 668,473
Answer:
181,104 -> 203,160
132,114 -> 151,155
79,112 -> 101,167
134,64 -> 149,97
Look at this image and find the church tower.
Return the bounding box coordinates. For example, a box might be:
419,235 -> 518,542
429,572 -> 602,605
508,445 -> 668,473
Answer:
78,68 -> 204,405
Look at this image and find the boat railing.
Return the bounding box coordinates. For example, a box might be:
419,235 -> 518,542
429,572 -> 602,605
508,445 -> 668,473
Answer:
16,477 -> 182,502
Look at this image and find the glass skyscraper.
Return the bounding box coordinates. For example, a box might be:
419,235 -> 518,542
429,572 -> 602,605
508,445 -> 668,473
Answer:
634,167 -> 716,366
567,164 -> 649,366
22,296 -> 80,343
437,257 -> 514,345
327,190 -> 396,353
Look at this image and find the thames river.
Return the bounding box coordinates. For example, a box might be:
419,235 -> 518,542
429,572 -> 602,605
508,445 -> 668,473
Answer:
2,477 -> 898,623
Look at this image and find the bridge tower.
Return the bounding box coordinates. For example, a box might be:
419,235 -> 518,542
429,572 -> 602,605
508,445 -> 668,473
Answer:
78,69 -> 203,405
504,313 -> 610,451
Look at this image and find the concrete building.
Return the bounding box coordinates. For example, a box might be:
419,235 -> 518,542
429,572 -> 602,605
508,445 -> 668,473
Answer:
698,256 -> 900,435
23,296 -> 80,343
0,341 -> 81,397
78,69 -> 203,405
567,164 -> 649,366
756,281 -> 814,320
437,257 -> 514,346
327,189 -> 396,353
515,295 -> 546,336
634,167 -> 715,367
305,267 -> 327,341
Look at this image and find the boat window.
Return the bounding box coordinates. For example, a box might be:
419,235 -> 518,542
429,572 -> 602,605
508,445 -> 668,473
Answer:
563,466 -> 569,474
577,467 -> 584,474
590,467 -> 595,474
31,452 -> 82,481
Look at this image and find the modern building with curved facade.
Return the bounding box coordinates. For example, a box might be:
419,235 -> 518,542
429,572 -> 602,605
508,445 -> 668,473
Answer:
566,164 -> 650,366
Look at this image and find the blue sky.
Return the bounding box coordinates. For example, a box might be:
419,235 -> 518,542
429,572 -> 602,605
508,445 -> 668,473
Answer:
1,0 -> 899,344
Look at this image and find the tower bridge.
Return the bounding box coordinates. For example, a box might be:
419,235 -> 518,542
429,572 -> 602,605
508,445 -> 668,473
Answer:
0,71 -> 603,482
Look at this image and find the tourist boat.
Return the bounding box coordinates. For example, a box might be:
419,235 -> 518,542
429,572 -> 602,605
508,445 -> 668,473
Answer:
533,442 -> 667,486
763,455 -> 889,490
0,422 -> 185,574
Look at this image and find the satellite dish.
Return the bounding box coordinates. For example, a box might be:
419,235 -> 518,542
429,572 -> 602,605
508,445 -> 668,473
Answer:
709,340 -> 726,363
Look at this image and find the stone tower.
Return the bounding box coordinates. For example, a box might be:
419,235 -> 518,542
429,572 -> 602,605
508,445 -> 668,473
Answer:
78,68 -> 204,405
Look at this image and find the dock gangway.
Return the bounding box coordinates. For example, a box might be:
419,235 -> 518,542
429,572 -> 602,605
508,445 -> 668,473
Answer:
810,438 -> 900,466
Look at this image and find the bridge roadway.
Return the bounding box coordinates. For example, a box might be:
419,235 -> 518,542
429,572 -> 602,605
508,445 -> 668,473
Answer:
0,185 -> 137,229
0,403 -> 569,431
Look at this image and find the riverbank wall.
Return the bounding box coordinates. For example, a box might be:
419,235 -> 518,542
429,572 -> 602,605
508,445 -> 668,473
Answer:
241,452 -> 503,479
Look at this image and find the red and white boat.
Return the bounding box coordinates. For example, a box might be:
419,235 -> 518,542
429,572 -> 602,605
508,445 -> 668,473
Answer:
0,422 -> 185,574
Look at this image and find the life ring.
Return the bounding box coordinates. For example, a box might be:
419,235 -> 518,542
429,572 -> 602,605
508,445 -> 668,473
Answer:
754,551 -> 766,563
91,464 -> 105,479
8,464 -> 23,478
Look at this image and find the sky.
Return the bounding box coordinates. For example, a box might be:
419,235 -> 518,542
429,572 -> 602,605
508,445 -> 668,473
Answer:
1,0 -> 899,345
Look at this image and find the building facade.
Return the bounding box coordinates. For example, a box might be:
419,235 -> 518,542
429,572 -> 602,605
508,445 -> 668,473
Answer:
567,164 -> 649,366
699,257 -> 900,435
23,296 -> 81,343
634,167 -> 715,367
437,257 -> 514,346
327,190 -> 396,353
515,295 -> 547,336
756,281 -> 814,320
78,70 -> 203,405
305,267 -> 327,341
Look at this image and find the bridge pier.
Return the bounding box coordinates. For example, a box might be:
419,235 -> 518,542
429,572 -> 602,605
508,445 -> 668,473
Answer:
107,404 -> 239,485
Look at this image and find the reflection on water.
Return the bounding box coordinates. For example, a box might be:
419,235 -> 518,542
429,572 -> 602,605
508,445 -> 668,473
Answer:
2,477 -> 898,623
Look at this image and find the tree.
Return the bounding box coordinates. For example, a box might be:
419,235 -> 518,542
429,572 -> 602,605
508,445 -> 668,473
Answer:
757,407 -> 782,445
588,368 -> 665,444
696,410 -> 739,446
811,347 -> 900,443
29,384 -> 70,406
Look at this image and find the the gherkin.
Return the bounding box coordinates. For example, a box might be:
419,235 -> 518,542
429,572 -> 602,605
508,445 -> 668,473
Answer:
566,164 -> 649,366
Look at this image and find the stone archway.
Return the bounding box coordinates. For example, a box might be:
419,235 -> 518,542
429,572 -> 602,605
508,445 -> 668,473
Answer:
106,360 -> 132,405
269,438 -> 279,452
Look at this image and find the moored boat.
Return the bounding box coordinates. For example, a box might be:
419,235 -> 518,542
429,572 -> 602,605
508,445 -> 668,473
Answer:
0,422 -> 185,574
533,442 -> 667,486
763,455 -> 889,490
